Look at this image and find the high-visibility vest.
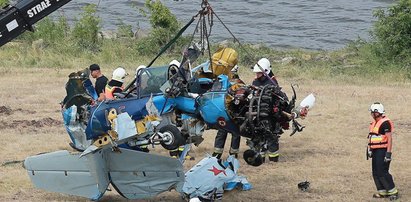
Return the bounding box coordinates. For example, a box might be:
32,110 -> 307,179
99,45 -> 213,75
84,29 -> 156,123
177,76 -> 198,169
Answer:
104,85 -> 123,100
368,117 -> 394,149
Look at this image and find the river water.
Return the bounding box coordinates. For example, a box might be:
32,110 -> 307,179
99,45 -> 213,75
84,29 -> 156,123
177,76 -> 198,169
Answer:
59,0 -> 394,50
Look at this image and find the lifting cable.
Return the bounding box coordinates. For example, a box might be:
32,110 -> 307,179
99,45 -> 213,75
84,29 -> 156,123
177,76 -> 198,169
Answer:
125,0 -> 215,92
124,16 -> 196,92
126,0 -> 276,92
192,0 -> 272,86
207,5 -> 278,86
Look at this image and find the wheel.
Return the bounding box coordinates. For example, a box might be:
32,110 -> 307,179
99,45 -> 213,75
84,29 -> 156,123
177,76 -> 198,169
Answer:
243,149 -> 264,167
159,125 -> 185,150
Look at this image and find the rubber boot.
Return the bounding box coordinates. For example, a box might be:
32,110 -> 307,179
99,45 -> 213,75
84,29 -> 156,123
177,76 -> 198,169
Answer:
169,150 -> 179,158
387,188 -> 399,201
212,152 -> 222,159
229,152 -> 238,158
269,156 -> 279,162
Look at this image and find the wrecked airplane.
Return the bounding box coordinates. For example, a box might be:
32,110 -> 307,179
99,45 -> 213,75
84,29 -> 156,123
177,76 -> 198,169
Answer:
0,0 -> 315,200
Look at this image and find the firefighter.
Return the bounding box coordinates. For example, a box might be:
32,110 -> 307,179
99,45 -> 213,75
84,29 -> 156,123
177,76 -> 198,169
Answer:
252,58 -> 284,162
168,59 -> 195,160
212,65 -> 243,159
105,67 -> 128,100
368,102 -> 399,199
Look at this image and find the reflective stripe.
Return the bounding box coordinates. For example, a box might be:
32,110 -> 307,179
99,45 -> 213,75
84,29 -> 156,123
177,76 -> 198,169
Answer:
229,148 -> 239,153
368,117 -> 394,149
268,153 -> 279,158
388,188 -> 398,195
214,148 -> 224,153
377,190 -> 388,195
370,136 -> 383,142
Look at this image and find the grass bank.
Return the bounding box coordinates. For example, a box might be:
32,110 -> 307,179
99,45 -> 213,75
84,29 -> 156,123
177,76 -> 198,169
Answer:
1,38 -> 410,86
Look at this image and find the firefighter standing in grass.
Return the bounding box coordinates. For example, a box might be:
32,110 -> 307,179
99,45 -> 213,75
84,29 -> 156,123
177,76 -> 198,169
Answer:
252,58 -> 284,162
368,102 -> 399,199
212,65 -> 242,159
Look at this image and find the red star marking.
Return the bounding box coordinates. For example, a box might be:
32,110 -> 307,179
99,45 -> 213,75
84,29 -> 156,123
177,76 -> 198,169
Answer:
208,166 -> 226,176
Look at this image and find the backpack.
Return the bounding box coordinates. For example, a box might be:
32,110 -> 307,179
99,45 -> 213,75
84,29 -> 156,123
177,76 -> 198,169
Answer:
210,47 -> 238,79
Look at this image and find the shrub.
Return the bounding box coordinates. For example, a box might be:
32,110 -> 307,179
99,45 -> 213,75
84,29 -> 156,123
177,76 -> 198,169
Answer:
370,0 -> 411,63
142,0 -> 179,32
138,0 -> 180,51
71,4 -> 101,51
18,16 -> 69,46
116,21 -> 134,38
0,0 -> 8,7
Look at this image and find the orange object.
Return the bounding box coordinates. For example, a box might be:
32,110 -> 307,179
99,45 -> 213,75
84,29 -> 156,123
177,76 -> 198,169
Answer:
368,117 -> 394,149
104,85 -> 124,100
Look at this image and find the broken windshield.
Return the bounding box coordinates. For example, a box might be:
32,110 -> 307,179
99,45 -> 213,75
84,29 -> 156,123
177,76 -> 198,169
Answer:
138,66 -> 168,97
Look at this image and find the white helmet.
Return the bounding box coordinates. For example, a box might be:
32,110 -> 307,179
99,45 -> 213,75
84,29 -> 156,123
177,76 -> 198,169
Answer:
135,65 -> 146,76
112,67 -> 128,83
253,58 -> 271,74
369,102 -> 385,114
231,65 -> 239,73
169,59 -> 181,68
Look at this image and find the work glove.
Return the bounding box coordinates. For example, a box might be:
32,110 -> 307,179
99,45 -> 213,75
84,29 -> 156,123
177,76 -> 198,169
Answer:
384,152 -> 392,162
366,147 -> 372,160
299,106 -> 309,119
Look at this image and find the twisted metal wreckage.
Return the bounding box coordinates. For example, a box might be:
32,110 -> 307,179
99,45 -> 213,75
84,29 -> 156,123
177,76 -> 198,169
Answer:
0,0 -> 315,200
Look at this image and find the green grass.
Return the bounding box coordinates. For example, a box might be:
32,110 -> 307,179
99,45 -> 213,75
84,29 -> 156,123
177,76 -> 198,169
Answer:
1,36 -> 409,84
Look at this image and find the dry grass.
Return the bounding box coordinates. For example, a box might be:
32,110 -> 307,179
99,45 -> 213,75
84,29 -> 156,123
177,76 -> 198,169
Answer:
0,67 -> 410,202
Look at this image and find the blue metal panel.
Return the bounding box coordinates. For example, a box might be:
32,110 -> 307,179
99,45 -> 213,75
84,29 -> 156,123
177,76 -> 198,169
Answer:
86,97 -> 150,140
197,91 -> 239,134
83,79 -> 98,100
174,96 -> 197,115
197,92 -> 229,124
152,95 -> 175,114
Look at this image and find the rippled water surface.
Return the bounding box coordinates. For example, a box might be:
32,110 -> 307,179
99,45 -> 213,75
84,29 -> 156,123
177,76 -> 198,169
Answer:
59,0 -> 393,50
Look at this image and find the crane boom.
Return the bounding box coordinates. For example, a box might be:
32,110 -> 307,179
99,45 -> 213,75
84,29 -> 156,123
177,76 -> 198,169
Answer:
0,0 -> 72,47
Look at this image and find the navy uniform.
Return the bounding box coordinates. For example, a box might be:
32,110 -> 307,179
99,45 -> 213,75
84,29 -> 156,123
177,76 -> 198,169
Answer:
368,102 -> 398,199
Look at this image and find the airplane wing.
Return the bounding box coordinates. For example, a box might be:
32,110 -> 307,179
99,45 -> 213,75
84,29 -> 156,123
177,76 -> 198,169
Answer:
24,148 -> 185,200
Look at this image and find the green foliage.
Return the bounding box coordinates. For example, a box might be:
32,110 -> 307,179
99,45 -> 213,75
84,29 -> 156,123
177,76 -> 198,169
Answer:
142,0 -> 179,31
72,4 -> 101,50
133,37 -> 159,55
19,16 -> 69,45
370,0 -> 411,63
139,0 -> 180,49
116,21 -> 134,38
0,0 -> 8,7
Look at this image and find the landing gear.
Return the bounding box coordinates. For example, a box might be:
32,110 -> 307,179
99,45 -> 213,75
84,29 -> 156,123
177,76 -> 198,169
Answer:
243,149 -> 264,167
159,125 -> 185,150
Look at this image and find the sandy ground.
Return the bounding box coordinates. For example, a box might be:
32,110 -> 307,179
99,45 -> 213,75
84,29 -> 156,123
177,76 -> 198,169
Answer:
0,67 -> 410,201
